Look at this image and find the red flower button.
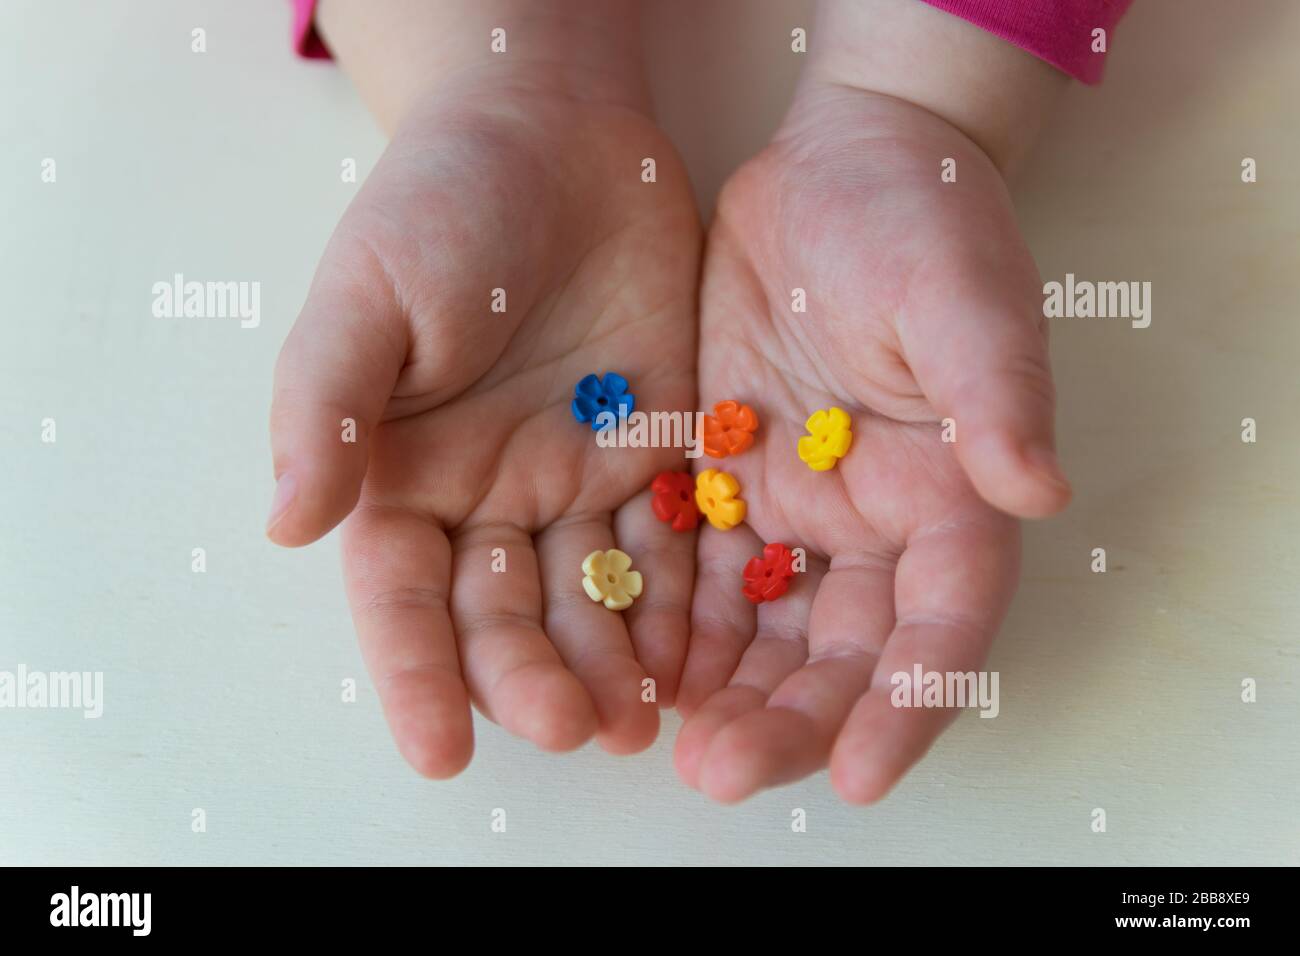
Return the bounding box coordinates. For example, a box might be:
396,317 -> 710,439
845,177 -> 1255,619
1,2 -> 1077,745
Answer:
742,543 -> 797,604
650,471 -> 700,532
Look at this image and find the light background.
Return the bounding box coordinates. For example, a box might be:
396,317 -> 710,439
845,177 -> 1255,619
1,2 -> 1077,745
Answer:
1,0 -> 1297,865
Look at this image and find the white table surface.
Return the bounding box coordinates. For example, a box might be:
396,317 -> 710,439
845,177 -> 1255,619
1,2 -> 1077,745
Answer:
2,0 -> 1297,866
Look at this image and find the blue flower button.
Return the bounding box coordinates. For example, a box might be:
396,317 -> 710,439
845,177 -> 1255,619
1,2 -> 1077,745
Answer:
571,373 -> 635,430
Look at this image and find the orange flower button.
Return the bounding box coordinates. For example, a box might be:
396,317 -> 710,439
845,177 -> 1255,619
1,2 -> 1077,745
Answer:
702,400 -> 758,459
695,468 -> 746,531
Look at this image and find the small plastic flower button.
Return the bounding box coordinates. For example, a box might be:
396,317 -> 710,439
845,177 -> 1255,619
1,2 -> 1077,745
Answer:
650,471 -> 700,532
703,400 -> 759,458
695,468 -> 746,531
582,548 -> 643,611
571,372 -> 635,430
742,543 -> 797,604
797,406 -> 853,471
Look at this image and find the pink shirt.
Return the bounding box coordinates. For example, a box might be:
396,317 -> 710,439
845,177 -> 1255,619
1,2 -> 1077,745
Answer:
290,0 -> 1132,83
920,0 -> 1134,84
290,0 -> 329,59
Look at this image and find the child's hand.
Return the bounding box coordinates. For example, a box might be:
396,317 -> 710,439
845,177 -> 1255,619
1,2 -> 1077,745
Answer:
676,0 -> 1072,803
268,2 -> 700,775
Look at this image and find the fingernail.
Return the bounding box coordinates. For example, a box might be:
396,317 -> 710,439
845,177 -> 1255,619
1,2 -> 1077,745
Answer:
1024,443 -> 1071,493
266,474 -> 297,533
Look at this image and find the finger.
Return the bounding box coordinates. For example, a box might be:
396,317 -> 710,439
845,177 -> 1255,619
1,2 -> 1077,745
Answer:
614,487 -> 696,708
696,555 -> 895,803
268,258 -> 408,547
830,515 -> 1019,804
450,522 -> 597,752
676,522 -> 762,716
673,685 -> 766,790
341,505 -> 473,779
535,513 -> 659,755
675,554 -> 821,789
900,260 -> 1071,519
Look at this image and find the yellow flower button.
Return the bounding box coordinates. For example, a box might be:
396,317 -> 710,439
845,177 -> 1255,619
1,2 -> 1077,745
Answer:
581,548 -> 643,611
695,468 -> 746,531
797,407 -> 852,471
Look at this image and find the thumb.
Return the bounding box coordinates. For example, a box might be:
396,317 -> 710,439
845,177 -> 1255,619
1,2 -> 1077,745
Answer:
267,278 -> 407,547
902,280 -> 1070,519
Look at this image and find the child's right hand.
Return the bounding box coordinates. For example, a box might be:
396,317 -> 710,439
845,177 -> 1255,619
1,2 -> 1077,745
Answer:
267,10 -> 701,776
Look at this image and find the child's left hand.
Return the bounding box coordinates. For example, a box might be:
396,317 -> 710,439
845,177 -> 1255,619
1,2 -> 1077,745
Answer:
675,81 -> 1066,804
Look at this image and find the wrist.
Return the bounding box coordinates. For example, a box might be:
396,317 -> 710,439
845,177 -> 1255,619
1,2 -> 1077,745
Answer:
796,0 -> 1068,176
316,0 -> 651,133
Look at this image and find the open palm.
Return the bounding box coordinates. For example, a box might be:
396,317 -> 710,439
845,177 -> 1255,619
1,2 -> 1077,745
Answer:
675,87 -> 1068,803
269,79 -> 701,776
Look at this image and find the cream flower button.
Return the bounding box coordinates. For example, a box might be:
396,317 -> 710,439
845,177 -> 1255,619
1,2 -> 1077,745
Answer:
581,548 -> 643,611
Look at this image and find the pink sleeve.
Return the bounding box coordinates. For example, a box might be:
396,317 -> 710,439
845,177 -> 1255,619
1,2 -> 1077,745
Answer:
290,0 -> 331,59
919,0 -> 1134,84
288,0 -> 1130,80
